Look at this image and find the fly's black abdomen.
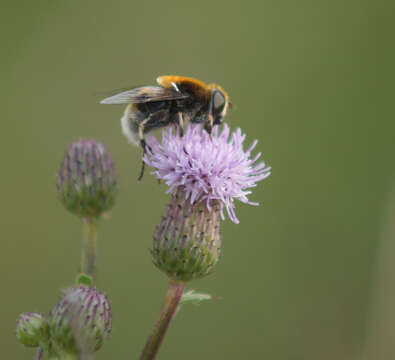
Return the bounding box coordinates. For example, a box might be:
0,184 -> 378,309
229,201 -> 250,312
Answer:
143,110 -> 172,133
145,100 -> 167,113
135,101 -> 168,119
133,100 -> 172,134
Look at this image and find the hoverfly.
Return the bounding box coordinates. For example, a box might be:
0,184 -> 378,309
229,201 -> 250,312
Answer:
101,75 -> 231,180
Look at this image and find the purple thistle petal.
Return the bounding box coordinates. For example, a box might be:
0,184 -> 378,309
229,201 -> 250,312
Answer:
144,124 -> 271,224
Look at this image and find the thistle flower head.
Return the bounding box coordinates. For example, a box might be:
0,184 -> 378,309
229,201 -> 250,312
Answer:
147,124 -> 270,281
152,188 -> 221,281
144,124 -> 270,224
57,139 -> 118,219
16,312 -> 49,348
49,286 -> 112,355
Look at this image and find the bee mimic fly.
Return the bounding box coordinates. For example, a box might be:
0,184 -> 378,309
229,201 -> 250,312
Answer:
100,75 -> 231,180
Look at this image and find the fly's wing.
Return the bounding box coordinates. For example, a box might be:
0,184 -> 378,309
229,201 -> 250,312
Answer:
100,86 -> 189,104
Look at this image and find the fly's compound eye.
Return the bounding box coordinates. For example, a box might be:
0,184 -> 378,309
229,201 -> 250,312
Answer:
211,89 -> 227,125
213,90 -> 226,113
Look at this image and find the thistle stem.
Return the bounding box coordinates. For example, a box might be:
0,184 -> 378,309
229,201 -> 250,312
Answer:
48,353 -> 78,360
81,217 -> 98,282
35,347 -> 43,360
139,279 -> 186,360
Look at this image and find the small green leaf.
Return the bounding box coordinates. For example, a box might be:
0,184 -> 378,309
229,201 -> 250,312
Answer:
180,290 -> 219,305
76,273 -> 93,287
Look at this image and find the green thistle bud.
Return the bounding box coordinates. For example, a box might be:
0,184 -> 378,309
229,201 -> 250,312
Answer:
57,139 -> 117,219
49,286 -> 112,355
152,189 -> 222,282
16,312 -> 49,348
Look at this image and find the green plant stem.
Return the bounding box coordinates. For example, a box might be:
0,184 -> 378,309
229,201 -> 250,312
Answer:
35,347 -> 43,360
139,279 -> 186,360
81,217 -> 98,282
48,355 -> 76,360
48,354 -> 79,360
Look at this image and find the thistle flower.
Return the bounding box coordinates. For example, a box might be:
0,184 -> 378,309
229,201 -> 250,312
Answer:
145,124 -> 270,281
57,139 -> 118,219
145,124 -> 270,224
49,286 -> 112,356
16,312 -> 49,348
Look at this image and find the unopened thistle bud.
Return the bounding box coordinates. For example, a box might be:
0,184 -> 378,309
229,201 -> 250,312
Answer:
145,124 -> 271,282
16,312 -> 49,348
49,286 -> 112,355
57,139 -> 117,219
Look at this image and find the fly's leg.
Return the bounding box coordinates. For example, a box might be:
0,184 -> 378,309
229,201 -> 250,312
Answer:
204,121 -> 213,141
206,93 -> 215,140
176,112 -> 185,137
137,139 -> 147,182
137,117 -> 152,181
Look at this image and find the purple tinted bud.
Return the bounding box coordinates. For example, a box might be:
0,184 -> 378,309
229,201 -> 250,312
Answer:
16,313 -> 49,348
57,139 -> 118,219
49,286 -> 112,355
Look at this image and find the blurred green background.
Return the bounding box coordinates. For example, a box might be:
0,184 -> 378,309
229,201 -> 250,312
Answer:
2,1 -> 395,359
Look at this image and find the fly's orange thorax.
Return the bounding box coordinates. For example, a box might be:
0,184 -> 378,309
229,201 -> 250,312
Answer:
157,75 -> 210,99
